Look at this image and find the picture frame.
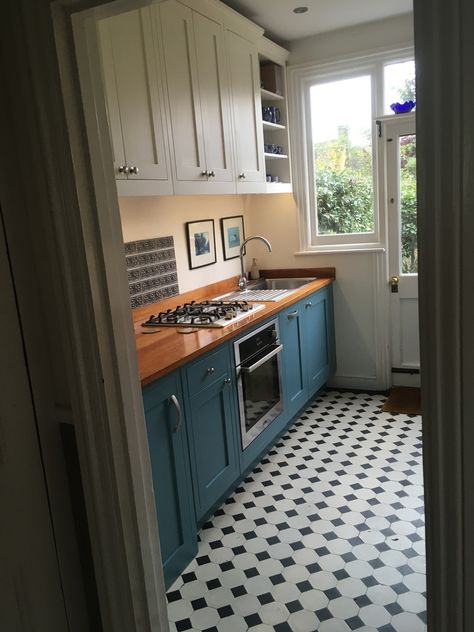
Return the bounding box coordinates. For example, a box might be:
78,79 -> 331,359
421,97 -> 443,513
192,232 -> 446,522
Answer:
220,215 -> 245,261
185,219 -> 217,269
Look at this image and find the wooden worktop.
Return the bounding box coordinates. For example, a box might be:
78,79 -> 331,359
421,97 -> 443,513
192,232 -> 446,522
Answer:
133,268 -> 335,386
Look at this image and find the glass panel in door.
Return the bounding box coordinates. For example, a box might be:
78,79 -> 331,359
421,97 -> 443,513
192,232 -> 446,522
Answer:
399,133 -> 417,274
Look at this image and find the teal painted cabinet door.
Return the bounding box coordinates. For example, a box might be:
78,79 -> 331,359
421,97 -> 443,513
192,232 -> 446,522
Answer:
279,301 -> 306,419
184,346 -> 239,522
143,371 -> 197,589
303,285 -> 336,397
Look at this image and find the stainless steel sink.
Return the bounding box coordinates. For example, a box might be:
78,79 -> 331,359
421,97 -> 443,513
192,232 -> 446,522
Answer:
215,277 -> 317,302
248,277 -> 317,291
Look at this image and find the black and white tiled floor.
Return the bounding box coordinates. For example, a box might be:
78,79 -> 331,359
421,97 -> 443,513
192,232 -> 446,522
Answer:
167,391 -> 426,632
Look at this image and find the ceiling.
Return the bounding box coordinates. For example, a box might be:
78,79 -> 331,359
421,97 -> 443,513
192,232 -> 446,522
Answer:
221,0 -> 413,43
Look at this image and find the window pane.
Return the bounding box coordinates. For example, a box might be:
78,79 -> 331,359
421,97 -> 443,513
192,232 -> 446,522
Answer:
384,60 -> 416,114
399,134 -> 417,273
310,76 -> 374,236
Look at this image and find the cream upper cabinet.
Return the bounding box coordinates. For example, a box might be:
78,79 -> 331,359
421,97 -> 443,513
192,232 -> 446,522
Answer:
226,30 -> 265,193
159,0 -> 234,193
97,7 -> 173,195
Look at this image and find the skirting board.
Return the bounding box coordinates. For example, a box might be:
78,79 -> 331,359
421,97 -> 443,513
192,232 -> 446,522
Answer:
328,374 -> 380,391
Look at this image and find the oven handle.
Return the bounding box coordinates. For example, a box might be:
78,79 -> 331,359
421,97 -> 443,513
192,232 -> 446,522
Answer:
239,344 -> 283,374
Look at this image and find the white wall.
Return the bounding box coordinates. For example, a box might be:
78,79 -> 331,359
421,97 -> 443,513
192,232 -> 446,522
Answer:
119,194 -> 248,293
288,12 -> 414,65
244,193 -> 381,390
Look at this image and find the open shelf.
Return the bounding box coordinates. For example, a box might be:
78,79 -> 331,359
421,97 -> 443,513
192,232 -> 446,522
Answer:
260,88 -> 284,101
264,182 -> 292,193
264,152 -> 288,159
262,120 -> 286,130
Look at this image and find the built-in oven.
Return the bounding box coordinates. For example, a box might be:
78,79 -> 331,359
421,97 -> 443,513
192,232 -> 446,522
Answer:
234,319 -> 283,449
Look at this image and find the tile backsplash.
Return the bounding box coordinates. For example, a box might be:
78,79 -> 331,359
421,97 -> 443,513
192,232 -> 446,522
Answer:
125,236 -> 179,308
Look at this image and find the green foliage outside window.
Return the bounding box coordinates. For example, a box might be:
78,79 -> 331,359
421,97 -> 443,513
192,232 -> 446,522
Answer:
314,77 -> 417,273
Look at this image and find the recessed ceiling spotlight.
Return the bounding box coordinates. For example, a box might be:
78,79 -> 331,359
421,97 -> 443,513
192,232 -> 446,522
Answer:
293,6 -> 308,14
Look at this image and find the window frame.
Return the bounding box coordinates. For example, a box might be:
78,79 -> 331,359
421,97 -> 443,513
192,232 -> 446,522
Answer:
287,46 -> 415,254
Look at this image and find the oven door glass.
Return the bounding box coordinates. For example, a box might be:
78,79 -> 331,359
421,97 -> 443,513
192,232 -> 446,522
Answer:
240,344 -> 282,444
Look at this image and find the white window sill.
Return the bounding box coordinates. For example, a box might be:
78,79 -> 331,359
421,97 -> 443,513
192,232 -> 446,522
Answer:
295,245 -> 386,255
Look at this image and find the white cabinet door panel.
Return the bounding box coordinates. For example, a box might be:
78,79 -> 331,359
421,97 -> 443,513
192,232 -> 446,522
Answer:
227,30 -> 265,190
193,12 -> 233,182
98,9 -> 172,185
160,1 -> 206,182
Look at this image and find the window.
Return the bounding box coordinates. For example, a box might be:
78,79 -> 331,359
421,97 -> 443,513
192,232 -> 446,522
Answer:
311,75 -> 375,237
289,48 -> 415,253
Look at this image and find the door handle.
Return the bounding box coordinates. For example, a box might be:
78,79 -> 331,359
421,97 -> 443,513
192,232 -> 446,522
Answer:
287,310 -> 298,319
170,394 -> 182,433
390,275 -> 399,293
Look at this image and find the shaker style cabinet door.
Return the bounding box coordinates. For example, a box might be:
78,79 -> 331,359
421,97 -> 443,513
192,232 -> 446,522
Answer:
97,7 -> 173,192
143,371 -> 197,590
159,1 -> 234,190
302,286 -> 336,397
279,301 -> 307,419
184,346 -> 239,522
193,11 -> 234,183
226,29 -> 266,191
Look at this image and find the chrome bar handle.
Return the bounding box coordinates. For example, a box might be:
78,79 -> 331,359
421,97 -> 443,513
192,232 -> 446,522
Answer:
240,344 -> 283,374
170,394 -> 182,433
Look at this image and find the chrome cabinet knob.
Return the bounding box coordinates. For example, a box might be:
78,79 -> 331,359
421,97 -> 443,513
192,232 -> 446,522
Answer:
207,367 -> 215,375
129,166 -> 139,175
118,165 -> 129,174
223,377 -> 231,385
305,301 -> 312,309
207,170 -> 215,177
238,172 -> 246,179
201,170 -> 208,177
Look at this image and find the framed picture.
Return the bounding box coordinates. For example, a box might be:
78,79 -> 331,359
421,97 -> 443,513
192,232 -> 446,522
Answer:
185,219 -> 217,269
220,215 -> 245,260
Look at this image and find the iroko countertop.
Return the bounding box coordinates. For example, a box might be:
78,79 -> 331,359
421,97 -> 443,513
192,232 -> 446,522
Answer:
133,268 -> 335,386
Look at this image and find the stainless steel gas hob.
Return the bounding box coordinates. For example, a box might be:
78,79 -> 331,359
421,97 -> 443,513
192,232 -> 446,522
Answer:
141,300 -> 265,329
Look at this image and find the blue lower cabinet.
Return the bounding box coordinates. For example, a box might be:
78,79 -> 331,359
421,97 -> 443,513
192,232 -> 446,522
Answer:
279,302 -> 307,419
141,284 -> 336,587
142,371 -> 197,590
184,345 -> 239,523
302,285 -> 336,397
279,284 -> 336,409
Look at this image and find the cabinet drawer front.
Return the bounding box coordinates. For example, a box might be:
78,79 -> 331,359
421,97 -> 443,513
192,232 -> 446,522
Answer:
186,345 -> 231,397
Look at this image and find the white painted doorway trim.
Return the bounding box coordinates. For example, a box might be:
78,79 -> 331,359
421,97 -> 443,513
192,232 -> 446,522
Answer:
379,113 -> 420,387
4,0 -> 474,631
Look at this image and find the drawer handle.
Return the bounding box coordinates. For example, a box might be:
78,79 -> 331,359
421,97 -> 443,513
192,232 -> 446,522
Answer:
170,395 -> 182,433
223,377 -> 231,385
287,310 -> 298,319
207,367 -> 215,375
305,301 -> 312,309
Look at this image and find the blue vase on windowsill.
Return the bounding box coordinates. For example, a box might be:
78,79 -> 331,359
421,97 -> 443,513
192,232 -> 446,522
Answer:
390,100 -> 416,114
